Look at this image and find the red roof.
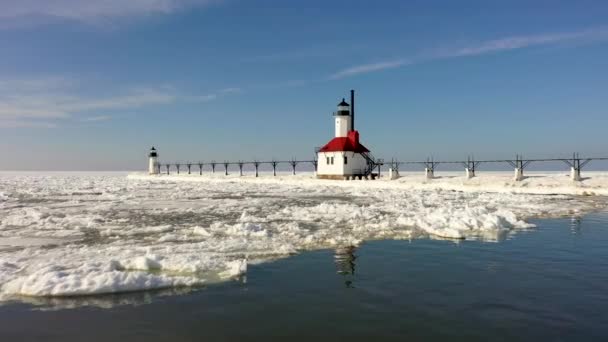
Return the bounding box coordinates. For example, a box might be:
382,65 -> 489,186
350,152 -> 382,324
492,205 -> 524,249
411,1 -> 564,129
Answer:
319,130 -> 370,153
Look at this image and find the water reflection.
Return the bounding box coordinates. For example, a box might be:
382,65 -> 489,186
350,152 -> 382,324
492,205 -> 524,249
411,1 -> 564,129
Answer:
334,246 -> 357,288
570,216 -> 582,235
9,287 -> 197,311
8,276 -> 251,311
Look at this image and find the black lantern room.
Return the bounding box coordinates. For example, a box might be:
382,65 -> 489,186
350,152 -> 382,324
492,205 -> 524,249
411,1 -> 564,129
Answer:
335,98 -> 350,116
149,147 -> 158,158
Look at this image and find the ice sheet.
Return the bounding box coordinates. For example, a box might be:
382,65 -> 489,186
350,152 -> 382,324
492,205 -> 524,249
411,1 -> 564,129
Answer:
0,171 -> 605,301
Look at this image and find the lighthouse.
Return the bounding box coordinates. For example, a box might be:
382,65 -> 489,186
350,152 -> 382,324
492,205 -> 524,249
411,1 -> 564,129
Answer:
335,98 -> 351,137
316,90 -> 373,180
148,147 -> 159,175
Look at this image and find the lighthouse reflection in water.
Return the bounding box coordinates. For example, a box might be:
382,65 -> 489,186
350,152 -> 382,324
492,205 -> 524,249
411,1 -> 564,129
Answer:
334,246 -> 357,288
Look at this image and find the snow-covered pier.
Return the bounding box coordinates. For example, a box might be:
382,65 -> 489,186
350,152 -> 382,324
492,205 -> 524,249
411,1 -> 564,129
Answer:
149,153 -> 608,183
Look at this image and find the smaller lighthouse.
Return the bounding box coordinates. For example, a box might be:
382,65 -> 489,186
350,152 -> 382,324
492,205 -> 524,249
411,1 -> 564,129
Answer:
148,147 -> 159,175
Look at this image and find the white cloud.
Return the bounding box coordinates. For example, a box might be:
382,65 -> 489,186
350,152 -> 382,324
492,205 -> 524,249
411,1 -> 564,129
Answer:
80,115 -> 112,122
0,0 -> 220,28
185,87 -> 243,102
187,94 -> 218,102
0,77 -> 234,128
0,120 -> 57,128
0,87 -> 177,120
0,76 -> 76,91
64,88 -> 177,112
443,28 -> 608,58
0,105 -> 67,119
329,59 -> 410,80
328,27 -> 608,80
219,87 -> 241,94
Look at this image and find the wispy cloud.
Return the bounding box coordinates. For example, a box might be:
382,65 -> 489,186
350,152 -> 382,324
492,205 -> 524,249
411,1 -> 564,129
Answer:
0,87 -> 176,120
0,76 -> 76,91
184,87 -> 241,102
0,77 -> 235,128
0,120 -> 57,128
328,27 -> 608,80
441,28 -> 608,58
79,115 -> 112,122
187,94 -> 217,102
329,59 -> 410,80
219,87 -> 241,94
0,0 -> 220,28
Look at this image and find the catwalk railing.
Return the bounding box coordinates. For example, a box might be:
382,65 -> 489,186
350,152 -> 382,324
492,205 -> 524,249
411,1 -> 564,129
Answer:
157,159 -> 318,177
154,153 -> 608,180
386,153 -> 608,173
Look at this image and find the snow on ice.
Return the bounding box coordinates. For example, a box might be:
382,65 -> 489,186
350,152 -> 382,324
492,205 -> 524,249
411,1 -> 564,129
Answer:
0,171 -> 606,301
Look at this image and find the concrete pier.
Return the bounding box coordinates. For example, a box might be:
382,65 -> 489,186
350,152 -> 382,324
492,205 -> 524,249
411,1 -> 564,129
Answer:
151,153 -> 608,182
514,168 -> 524,181
571,167 -> 582,181
465,168 -> 475,179
388,168 -> 399,180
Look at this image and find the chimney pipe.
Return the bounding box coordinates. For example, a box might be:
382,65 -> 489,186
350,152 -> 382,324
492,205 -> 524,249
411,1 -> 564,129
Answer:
350,89 -> 355,131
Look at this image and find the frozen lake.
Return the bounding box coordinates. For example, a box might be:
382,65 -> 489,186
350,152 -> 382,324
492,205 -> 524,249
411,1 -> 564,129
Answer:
1,172 -> 607,340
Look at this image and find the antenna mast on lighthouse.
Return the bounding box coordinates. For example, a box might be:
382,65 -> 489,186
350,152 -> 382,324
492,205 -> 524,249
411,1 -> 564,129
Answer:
350,89 -> 355,131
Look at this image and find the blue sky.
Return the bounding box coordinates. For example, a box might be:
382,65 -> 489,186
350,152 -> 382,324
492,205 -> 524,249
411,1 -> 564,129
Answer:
1,0 -> 608,170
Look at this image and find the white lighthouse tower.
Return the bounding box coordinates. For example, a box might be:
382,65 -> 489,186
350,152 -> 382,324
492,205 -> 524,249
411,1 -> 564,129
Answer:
317,90 -> 373,180
335,98 -> 351,137
148,147 -> 159,175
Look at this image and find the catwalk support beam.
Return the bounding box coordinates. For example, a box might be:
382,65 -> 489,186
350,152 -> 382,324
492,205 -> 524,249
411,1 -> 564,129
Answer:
507,155 -> 531,181
424,158 -> 438,180
563,153 -> 591,181
388,159 -> 400,180
290,159 -> 298,175
254,161 -> 260,177
463,157 -> 480,179
271,161 -> 278,176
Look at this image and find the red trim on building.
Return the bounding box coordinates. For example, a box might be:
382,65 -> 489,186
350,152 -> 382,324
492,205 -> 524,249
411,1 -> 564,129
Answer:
318,130 -> 370,153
